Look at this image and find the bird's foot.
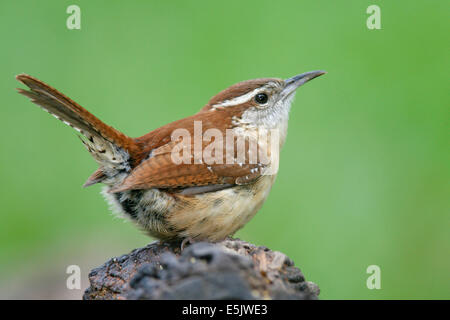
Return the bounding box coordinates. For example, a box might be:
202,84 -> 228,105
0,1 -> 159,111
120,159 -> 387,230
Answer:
180,237 -> 197,251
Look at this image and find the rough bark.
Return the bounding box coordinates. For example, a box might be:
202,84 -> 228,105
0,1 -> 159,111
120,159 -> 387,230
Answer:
83,238 -> 319,300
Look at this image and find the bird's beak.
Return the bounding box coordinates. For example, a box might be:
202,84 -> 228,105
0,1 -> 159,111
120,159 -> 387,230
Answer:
282,70 -> 326,98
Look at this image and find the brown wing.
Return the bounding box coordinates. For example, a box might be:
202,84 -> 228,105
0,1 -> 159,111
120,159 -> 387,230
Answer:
109,146 -> 266,193
110,123 -> 270,193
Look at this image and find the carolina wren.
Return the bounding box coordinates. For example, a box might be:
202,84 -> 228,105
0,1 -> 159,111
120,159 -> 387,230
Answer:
16,71 -> 325,242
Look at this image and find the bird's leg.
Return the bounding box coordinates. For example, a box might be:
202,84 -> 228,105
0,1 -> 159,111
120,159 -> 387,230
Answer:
180,237 -> 196,251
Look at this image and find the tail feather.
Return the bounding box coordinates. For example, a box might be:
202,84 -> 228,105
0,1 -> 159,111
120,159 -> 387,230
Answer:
83,168 -> 107,187
16,74 -> 138,185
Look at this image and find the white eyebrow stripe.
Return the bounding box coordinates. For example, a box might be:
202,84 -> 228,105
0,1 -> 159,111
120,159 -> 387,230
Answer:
212,87 -> 264,108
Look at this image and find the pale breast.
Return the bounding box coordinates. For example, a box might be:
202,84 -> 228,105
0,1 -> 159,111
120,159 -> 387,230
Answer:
102,175 -> 276,241
167,174 -> 277,241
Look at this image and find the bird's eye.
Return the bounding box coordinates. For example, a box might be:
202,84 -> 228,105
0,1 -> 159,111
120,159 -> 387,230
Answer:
255,93 -> 268,104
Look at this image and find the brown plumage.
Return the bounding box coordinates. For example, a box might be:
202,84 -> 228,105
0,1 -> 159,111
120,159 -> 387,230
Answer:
16,74 -> 138,155
16,71 -> 325,241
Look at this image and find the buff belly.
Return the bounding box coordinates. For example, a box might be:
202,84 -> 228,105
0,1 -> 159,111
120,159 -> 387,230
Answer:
102,175 -> 276,241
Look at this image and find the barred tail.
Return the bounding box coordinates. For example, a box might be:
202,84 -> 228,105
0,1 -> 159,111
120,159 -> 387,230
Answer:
16,74 -> 139,186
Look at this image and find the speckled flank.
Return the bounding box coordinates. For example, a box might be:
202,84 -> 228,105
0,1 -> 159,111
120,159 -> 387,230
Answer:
102,186 -> 176,239
102,174 -> 276,241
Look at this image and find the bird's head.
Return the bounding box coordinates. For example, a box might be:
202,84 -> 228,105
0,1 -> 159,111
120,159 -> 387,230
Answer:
204,70 -> 326,132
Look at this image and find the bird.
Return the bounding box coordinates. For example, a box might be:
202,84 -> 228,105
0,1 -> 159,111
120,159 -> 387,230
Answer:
16,71 -> 325,242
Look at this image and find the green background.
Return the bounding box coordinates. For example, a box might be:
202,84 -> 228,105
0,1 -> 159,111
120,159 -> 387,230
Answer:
0,0 -> 448,299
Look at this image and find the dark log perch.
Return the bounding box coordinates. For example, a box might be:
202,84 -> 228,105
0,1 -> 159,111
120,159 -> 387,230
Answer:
83,238 -> 319,300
